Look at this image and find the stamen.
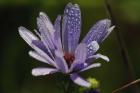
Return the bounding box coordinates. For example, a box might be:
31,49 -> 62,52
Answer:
64,53 -> 75,66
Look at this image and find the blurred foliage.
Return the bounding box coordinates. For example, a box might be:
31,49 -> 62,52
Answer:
0,0 -> 140,93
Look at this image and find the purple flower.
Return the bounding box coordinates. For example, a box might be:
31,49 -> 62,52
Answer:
18,3 -> 114,87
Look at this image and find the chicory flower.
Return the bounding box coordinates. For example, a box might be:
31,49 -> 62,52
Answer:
18,3 -> 114,87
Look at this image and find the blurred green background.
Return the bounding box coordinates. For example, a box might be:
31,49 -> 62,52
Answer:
0,0 -> 140,93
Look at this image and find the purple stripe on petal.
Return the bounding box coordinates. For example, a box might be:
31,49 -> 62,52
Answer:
32,40 -> 49,53
82,19 -> 111,44
70,73 -> 91,87
32,40 -> 54,59
32,67 -> 58,76
62,3 -> 81,53
55,50 -> 68,73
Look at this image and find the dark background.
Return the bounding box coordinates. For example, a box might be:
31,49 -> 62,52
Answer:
0,0 -> 140,93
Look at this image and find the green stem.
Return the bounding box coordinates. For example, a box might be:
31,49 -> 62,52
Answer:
65,79 -> 71,93
55,75 -> 74,93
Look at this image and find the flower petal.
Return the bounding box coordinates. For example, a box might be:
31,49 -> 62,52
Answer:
87,41 -> 99,57
32,40 -> 54,59
62,3 -> 81,53
54,15 -> 63,52
37,12 -> 55,50
69,62 -> 87,72
31,41 -> 57,67
29,51 -> 51,65
39,12 -> 55,36
102,26 -> 115,41
32,40 -> 48,53
82,19 -> 111,44
80,63 -> 101,72
18,26 -> 38,47
34,29 -> 41,38
88,53 -> 110,62
70,73 -> 91,87
32,67 -> 58,76
55,50 -> 68,73
75,43 -> 87,63
70,43 -> 87,71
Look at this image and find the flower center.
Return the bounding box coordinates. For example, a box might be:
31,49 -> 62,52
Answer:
64,53 -> 75,66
